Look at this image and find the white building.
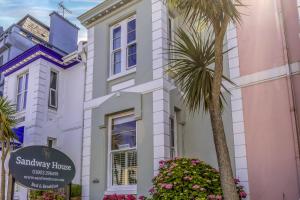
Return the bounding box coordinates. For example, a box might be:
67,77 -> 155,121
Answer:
0,43 -> 86,199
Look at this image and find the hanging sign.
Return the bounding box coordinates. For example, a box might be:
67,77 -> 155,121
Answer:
9,146 -> 75,190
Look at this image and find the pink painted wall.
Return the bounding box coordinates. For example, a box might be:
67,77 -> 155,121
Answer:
242,78 -> 299,200
237,0 -> 300,76
282,0 -> 300,63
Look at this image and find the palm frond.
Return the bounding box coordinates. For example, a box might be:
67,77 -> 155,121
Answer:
167,26 -> 230,113
165,0 -> 243,26
0,97 -> 17,141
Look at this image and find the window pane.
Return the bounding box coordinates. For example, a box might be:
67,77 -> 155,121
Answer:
18,76 -> 23,93
16,94 -> 22,111
23,91 -> 27,109
25,73 -> 29,90
50,90 -> 56,107
113,27 -> 121,50
112,150 -> 137,186
128,44 -> 137,67
127,19 -> 136,43
50,71 -> 57,89
127,151 -> 137,185
113,51 -> 122,75
111,115 -> 136,150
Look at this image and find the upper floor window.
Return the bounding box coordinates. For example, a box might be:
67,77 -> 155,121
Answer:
108,112 -> 137,188
16,72 -> 28,112
48,71 -> 58,109
110,16 -> 137,77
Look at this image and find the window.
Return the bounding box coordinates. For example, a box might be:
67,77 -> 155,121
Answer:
170,115 -> 177,158
49,71 -> 58,109
108,113 -> 137,188
47,137 -> 57,148
110,16 -> 137,76
168,17 -> 174,61
16,73 -> 28,112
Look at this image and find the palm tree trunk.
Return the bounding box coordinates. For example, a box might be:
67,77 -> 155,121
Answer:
1,142 -> 6,200
210,25 -> 240,200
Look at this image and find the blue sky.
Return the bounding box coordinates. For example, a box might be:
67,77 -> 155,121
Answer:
0,0 -> 103,41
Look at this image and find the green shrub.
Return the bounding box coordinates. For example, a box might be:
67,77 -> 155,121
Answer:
71,184 -> 82,197
29,190 -> 65,200
141,158 -> 247,200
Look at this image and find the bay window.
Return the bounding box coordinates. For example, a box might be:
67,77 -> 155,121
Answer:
16,72 -> 28,112
108,112 -> 137,189
110,16 -> 136,77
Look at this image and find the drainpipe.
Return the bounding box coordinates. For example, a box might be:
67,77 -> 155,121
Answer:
78,43 -> 88,187
277,0 -> 300,194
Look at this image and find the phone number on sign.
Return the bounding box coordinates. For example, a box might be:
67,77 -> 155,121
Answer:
32,169 -> 59,176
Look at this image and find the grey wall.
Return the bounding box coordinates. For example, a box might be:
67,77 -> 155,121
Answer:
49,12 -> 78,54
169,90 -> 236,172
92,0 -> 153,99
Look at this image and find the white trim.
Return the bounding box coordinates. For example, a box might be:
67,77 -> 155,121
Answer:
107,67 -> 136,81
227,23 -> 250,199
111,79 -> 135,92
229,62 -> 300,89
151,0 -> 171,175
84,78 -> 166,110
81,27 -> 95,200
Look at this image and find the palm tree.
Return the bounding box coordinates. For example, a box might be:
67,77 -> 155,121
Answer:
0,97 -> 17,200
165,0 -> 242,199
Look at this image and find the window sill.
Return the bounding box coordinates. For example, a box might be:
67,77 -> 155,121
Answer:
107,68 -> 136,82
105,185 -> 137,195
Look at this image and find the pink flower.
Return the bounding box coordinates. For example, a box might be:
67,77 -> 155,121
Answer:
161,183 -> 173,190
191,159 -> 200,165
239,191 -> 247,198
127,194 -> 136,200
148,187 -> 155,194
234,178 -> 240,184
192,185 -> 200,190
138,196 -> 146,200
208,194 -> 216,200
216,195 -> 223,200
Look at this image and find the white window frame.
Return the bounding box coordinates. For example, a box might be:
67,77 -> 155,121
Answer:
16,72 -> 28,112
107,111 -> 137,194
109,15 -> 137,78
48,70 -> 58,109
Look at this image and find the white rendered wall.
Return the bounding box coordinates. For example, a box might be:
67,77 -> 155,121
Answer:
3,58 -> 84,199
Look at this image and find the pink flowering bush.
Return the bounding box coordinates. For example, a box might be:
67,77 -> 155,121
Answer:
103,194 -> 136,200
143,158 -> 247,200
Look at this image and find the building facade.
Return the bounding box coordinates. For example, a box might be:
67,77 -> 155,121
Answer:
78,0 -> 235,199
0,12 -> 79,96
0,13 -> 84,200
1,0 -> 300,200
226,0 -> 300,199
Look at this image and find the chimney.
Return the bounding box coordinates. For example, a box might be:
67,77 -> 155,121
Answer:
49,12 -> 79,54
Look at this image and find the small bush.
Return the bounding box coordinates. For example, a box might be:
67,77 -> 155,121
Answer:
29,190 -> 65,200
141,158 -> 247,200
71,184 -> 82,197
